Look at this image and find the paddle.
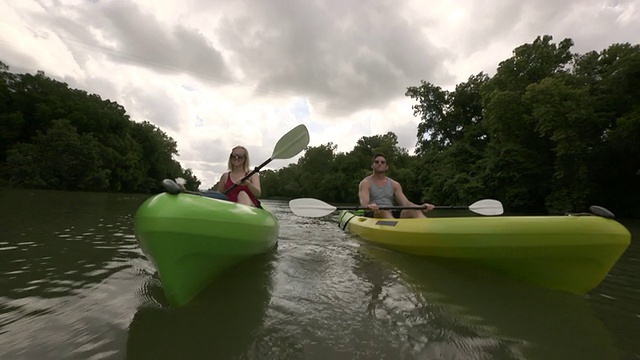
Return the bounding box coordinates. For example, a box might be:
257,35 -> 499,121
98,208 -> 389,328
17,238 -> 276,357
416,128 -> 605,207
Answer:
223,124 -> 310,195
162,178 -> 230,200
289,198 -> 504,217
163,178 -> 199,195
161,124 -> 310,198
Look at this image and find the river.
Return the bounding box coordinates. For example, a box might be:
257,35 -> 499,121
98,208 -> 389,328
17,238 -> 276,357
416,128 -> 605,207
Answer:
0,188 -> 638,359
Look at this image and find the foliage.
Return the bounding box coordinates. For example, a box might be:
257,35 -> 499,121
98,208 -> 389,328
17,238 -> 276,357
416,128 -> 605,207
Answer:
261,132 -> 410,204
7,119 -> 109,190
0,61 -> 199,192
265,36 -> 639,217
3,34 -> 639,217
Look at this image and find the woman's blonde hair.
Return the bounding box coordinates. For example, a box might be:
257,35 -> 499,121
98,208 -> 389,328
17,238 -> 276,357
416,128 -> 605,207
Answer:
227,145 -> 251,173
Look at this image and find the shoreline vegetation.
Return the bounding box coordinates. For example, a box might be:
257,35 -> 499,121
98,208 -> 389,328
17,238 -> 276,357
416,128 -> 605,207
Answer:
2,35 -> 639,217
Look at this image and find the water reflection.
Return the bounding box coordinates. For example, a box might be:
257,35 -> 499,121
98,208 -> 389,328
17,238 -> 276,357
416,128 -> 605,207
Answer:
356,243 -> 620,359
351,244 -> 520,359
125,250 -> 276,359
588,218 -> 640,358
1,191 -> 637,359
0,188 -> 149,299
0,188 -> 150,359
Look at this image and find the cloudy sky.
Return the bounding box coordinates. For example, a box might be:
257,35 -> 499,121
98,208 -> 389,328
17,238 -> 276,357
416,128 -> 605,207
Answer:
1,0 -> 638,189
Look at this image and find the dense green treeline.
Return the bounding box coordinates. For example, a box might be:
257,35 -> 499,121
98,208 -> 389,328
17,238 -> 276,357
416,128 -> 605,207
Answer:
262,36 -> 640,217
2,35 -> 638,216
0,61 -> 200,193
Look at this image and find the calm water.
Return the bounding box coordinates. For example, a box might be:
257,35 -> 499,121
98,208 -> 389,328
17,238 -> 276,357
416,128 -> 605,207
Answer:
1,188 -> 639,360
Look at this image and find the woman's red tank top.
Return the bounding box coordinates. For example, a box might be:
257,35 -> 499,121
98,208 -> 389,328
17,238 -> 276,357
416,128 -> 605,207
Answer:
224,172 -> 260,207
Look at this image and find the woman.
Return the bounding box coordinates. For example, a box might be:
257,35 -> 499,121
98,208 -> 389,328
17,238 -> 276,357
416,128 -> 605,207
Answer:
217,145 -> 261,207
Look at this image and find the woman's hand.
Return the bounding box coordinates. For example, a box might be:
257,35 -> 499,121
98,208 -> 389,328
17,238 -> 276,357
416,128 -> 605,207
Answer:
236,178 -> 255,192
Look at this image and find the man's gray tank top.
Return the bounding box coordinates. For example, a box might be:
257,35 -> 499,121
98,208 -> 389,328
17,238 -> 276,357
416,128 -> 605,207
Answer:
368,177 -> 394,207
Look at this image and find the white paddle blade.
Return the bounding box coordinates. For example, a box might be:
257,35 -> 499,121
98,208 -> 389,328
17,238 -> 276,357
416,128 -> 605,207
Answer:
289,198 -> 336,217
469,199 -> 503,216
271,124 -> 310,160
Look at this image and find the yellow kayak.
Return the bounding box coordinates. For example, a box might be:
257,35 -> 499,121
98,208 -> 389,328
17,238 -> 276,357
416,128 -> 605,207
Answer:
338,210 -> 631,294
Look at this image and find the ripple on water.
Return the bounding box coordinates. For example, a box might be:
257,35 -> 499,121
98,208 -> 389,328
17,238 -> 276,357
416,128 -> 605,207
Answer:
1,196 -> 639,359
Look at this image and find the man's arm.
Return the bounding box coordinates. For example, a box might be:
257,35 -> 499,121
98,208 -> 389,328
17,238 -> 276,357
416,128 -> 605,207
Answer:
392,180 -> 435,212
392,180 -> 417,206
358,179 -> 371,208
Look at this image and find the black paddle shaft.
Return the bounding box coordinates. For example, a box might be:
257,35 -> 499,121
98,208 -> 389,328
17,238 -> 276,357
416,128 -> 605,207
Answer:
223,161 -> 269,195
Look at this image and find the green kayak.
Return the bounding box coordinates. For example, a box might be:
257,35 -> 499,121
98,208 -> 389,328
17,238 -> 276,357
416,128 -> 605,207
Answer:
133,123 -> 309,307
338,209 -> 630,294
134,188 -> 278,307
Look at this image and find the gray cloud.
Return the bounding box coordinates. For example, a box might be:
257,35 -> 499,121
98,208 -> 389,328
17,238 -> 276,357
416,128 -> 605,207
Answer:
452,0 -> 640,58
98,3 -> 229,80
214,0 -> 452,115
28,0 -> 232,84
122,86 -> 182,132
3,0 -> 639,187
17,0 -> 639,121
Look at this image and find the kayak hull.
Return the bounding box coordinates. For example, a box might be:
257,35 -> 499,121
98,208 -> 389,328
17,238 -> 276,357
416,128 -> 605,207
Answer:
338,211 -> 630,294
135,192 -> 278,306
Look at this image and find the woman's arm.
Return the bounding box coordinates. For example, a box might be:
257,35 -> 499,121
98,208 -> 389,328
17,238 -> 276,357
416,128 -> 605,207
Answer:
217,173 -> 227,193
246,173 -> 261,197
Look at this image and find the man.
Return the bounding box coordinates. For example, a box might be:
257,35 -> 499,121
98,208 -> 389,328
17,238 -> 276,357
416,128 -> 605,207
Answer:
358,153 -> 435,218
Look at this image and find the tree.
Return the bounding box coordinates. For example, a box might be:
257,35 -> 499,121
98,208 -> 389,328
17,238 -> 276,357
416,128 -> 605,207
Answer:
479,36 -> 575,212
577,43 -> 640,216
523,77 -> 598,212
0,62 -> 199,193
406,73 -> 490,205
6,119 -> 109,190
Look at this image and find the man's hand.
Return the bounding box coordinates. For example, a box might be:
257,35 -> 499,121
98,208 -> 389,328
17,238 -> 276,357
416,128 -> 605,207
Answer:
422,203 -> 435,212
367,203 -> 379,211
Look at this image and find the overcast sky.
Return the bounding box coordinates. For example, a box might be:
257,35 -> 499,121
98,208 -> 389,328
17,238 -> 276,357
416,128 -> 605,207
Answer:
1,0 -> 638,189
